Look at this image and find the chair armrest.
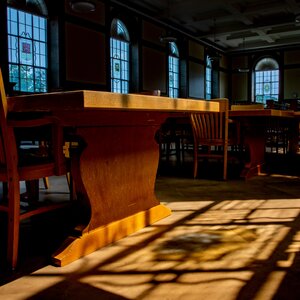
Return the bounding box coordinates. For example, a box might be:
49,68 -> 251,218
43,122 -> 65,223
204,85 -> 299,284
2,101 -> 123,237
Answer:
7,116 -> 59,128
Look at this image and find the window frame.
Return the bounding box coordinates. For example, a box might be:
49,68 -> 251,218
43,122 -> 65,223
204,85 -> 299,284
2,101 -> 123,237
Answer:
7,5 -> 48,93
110,18 -> 130,94
206,55 -> 212,100
168,42 -> 179,98
253,57 -> 279,105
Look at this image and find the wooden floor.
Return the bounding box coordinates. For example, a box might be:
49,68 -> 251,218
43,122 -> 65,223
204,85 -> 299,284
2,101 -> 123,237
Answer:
1,152 -> 300,299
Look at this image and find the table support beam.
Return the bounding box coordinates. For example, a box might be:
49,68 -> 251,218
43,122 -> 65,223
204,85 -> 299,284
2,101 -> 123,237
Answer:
52,203 -> 170,266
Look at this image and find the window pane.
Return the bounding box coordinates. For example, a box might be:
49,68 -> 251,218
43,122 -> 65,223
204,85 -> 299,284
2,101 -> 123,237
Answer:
40,18 -> 46,30
10,21 -> 18,35
8,8 -> 18,22
19,38 -> 33,65
35,68 -> 47,92
25,13 -> 32,26
33,26 -> 39,40
9,64 -> 19,88
33,15 -> 39,27
19,11 -> 25,24
19,23 -> 25,36
20,65 -> 34,92
8,35 -> 18,63
40,29 -> 46,42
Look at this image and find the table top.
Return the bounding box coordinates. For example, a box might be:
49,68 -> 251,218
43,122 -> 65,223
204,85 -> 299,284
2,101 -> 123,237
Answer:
8,90 -> 220,113
229,108 -> 295,117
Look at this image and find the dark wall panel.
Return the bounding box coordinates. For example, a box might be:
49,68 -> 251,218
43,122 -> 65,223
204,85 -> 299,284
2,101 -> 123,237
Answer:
189,61 -> 204,99
142,47 -> 166,93
65,23 -> 106,84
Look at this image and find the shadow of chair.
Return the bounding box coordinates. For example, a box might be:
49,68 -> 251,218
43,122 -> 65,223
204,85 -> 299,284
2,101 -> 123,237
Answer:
0,69 -> 69,270
190,98 -> 241,180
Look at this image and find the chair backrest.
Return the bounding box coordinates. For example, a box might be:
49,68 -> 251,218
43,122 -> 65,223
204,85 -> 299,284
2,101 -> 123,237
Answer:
190,98 -> 229,144
231,103 -> 264,110
0,69 -> 11,166
0,69 -> 66,176
0,68 -> 21,180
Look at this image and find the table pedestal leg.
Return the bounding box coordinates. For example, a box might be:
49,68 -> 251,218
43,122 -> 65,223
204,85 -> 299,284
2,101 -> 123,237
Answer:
52,123 -> 171,266
240,134 -> 265,179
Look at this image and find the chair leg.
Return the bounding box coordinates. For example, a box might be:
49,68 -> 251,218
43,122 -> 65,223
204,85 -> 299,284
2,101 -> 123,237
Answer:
223,148 -> 228,181
166,142 -> 171,162
7,180 -> 21,270
175,139 -> 181,163
66,172 -> 76,201
25,180 -> 39,203
193,144 -> 198,178
2,182 -> 8,199
43,177 -> 49,189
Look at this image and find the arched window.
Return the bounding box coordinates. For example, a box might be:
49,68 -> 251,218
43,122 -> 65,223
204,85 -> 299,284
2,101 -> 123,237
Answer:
168,42 -> 179,98
7,0 -> 48,93
110,18 -> 130,94
206,55 -> 212,100
254,57 -> 279,104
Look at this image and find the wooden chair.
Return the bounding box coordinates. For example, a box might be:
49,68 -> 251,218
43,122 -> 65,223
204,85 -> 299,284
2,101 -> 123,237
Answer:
0,69 -> 68,270
190,98 -> 240,180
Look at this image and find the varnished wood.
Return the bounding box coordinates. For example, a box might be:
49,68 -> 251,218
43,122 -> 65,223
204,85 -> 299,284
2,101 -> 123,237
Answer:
231,104 -> 265,111
7,90 -> 223,267
9,91 -> 220,113
0,69 -> 68,270
229,109 -> 294,118
190,98 -> 231,180
52,204 -> 170,267
229,108 -> 296,179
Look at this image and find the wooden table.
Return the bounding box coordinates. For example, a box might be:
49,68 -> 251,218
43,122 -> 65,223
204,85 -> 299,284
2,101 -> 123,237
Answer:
293,112 -> 300,118
293,111 -> 300,152
8,91 -> 220,266
229,109 -> 296,179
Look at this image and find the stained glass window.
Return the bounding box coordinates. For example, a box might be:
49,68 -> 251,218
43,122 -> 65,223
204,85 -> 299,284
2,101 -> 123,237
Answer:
254,58 -> 279,104
168,42 -> 179,98
7,7 -> 47,93
110,19 -> 130,94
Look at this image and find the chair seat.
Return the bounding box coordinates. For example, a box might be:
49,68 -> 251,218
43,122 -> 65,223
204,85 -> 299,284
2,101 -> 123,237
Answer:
18,146 -> 53,166
197,139 -> 227,146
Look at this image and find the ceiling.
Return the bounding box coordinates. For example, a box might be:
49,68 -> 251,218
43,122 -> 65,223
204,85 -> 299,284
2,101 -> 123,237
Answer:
110,0 -> 300,54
